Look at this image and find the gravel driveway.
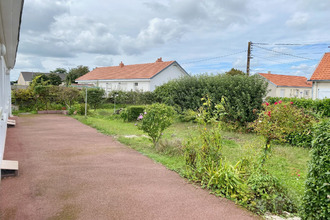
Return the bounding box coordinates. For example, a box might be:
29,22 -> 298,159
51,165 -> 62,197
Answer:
0,114 -> 258,220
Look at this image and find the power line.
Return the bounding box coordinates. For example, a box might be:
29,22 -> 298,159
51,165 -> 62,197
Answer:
181,50 -> 246,64
253,44 -> 316,61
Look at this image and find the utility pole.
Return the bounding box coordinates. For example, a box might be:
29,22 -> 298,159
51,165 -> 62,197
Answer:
246,41 -> 252,76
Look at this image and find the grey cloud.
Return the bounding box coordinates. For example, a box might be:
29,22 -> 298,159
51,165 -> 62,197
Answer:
22,0 -> 69,33
121,18 -> 185,55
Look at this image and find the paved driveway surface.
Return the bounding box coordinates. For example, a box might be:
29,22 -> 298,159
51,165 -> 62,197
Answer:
0,114 -> 257,220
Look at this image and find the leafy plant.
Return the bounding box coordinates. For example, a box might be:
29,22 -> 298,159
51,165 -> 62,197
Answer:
84,88 -> 105,110
301,119 -> 330,219
248,168 -> 297,214
137,103 -> 175,146
251,101 -> 314,164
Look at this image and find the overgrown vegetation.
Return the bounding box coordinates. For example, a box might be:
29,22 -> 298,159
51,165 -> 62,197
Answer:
302,119 -> 330,219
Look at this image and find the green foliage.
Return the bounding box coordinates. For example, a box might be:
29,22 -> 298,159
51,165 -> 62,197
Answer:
248,168 -> 297,214
84,88 -> 105,110
68,102 -> 89,115
31,73 -> 63,86
267,97 -> 330,117
225,68 -> 246,76
154,74 -> 268,125
60,87 -> 82,108
47,73 -> 62,86
50,67 -> 67,74
137,103 -> 175,146
302,119 -> 330,219
11,88 -> 35,110
178,109 -> 198,122
107,90 -> 155,105
251,101 -> 314,144
120,106 -> 146,122
66,65 -> 90,85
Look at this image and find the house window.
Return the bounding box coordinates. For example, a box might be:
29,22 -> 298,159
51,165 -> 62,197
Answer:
134,82 -> 138,86
304,90 -> 309,96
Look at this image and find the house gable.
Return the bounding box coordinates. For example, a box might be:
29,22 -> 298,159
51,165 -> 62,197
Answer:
310,53 -> 330,81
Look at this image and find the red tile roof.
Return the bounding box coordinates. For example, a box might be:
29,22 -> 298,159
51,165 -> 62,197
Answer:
76,59 -> 175,81
259,73 -> 312,87
310,53 -> 330,80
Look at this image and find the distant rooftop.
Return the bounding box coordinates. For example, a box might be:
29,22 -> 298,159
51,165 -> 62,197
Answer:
259,72 -> 312,88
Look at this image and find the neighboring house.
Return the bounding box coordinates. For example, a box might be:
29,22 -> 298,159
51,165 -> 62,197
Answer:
17,72 -> 66,85
75,58 -> 189,94
0,0 -> 24,181
259,72 -> 312,98
309,53 -> 330,99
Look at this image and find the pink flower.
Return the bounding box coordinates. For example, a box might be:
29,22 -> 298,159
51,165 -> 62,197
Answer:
279,100 -> 282,104
137,114 -> 143,120
265,102 -> 269,106
274,102 -> 278,105
298,174 -> 300,177
290,102 -> 293,105
284,105 -> 287,108
267,111 -> 271,117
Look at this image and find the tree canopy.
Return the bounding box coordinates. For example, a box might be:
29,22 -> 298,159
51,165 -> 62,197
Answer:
66,65 -> 90,85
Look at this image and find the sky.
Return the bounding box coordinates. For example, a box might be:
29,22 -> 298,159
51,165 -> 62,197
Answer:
11,0 -> 330,81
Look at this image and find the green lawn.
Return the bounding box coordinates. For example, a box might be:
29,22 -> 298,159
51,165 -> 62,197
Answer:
73,108 -> 311,207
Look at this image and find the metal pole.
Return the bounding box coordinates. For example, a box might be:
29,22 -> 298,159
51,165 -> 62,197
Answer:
85,87 -> 87,117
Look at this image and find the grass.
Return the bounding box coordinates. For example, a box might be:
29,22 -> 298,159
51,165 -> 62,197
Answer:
73,108 -> 311,209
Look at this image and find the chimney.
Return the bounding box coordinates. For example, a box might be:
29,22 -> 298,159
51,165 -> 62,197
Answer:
156,57 -> 163,62
268,71 -> 271,74
119,61 -> 124,68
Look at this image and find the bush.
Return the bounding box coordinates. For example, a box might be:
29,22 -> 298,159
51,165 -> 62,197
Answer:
251,101 -> 315,149
179,109 -> 198,122
154,74 -> 268,125
107,90 -> 155,105
85,88 -> 105,110
137,103 -> 175,146
301,119 -> 330,219
267,97 -> 330,117
248,169 -> 297,214
121,106 -> 146,122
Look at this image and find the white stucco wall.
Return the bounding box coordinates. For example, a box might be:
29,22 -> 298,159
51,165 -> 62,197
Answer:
266,83 -> 311,98
312,81 -> 330,99
150,63 -> 187,91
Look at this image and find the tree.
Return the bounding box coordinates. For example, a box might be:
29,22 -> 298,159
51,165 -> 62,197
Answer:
225,68 -> 246,76
31,73 -> 49,85
50,68 -> 67,74
48,73 -> 62,86
66,65 -> 90,85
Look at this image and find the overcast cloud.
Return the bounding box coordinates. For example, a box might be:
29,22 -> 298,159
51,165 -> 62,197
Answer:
11,0 -> 330,80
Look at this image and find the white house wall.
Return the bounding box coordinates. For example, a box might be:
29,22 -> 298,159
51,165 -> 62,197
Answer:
150,63 -> 187,91
312,81 -> 330,99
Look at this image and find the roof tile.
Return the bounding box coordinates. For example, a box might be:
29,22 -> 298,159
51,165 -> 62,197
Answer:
76,60 -> 175,81
310,53 -> 330,80
259,73 -> 312,87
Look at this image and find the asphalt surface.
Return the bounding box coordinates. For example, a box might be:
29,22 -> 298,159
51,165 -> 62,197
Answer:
0,114 -> 258,220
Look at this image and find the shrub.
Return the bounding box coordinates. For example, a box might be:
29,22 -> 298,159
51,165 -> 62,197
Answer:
107,90 -> 155,105
84,88 -> 105,110
154,74 -> 268,125
179,109 -> 198,122
137,103 -> 175,146
301,119 -> 330,219
251,101 -> 315,164
267,97 -> 330,117
121,106 -> 146,122
248,168 -> 297,214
